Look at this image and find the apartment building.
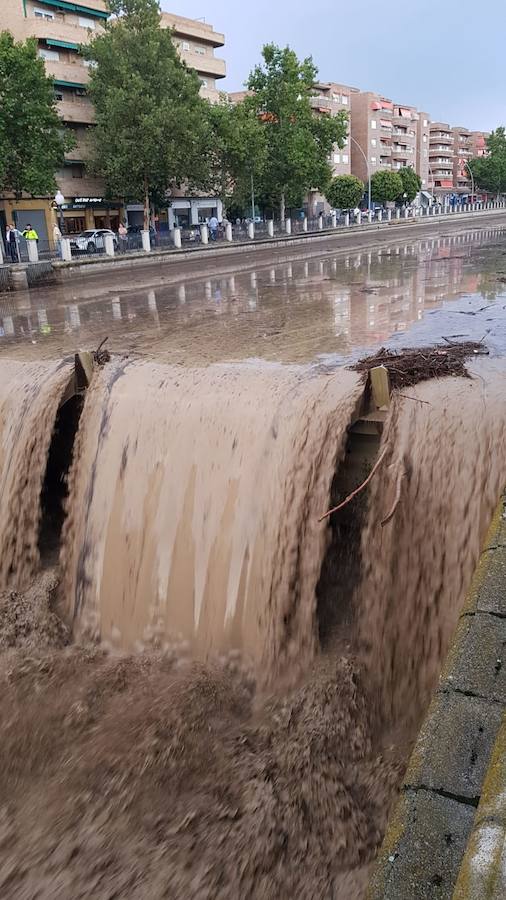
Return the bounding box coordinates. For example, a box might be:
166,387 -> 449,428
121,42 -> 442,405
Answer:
307,81 -> 357,215
2,0 -> 109,242
428,122 -> 454,195
451,126 -> 474,194
470,131 -> 489,157
2,2 -> 227,239
350,91 -> 430,199
161,12 -> 226,104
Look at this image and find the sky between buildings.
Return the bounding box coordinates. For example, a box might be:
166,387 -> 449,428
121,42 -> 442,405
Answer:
161,0 -> 503,132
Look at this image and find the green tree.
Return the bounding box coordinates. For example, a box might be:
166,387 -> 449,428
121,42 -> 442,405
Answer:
246,44 -> 348,220
0,31 -> 72,198
206,99 -> 267,217
325,174 -> 364,210
397,166 -> 421,203
470,127 -> 506,197
86,0 -> 210,228
371,169 -> 404,205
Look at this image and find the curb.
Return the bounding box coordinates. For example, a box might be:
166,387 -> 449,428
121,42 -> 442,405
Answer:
368,492 -> 506,899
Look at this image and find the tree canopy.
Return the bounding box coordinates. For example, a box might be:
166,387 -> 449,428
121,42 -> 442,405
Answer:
325,174 -> 364,210
0,31 -> 72,198
206,100 -> 267,216
371,169 -> 404,205
246,44 -> 347,219
397,166 -> 421,203
86,0 -> 210,226
470,127 -> 506,196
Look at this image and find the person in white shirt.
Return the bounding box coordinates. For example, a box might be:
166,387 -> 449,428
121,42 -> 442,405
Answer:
208,215 -> 219,241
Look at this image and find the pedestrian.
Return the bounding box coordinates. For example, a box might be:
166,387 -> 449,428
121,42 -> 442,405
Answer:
5,223 -> 22,262
53,222 -> 62,257
208,214 -> 218,241
23,223 -> 39,241
118,221 -> 128,252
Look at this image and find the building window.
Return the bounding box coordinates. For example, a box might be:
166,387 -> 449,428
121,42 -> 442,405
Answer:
342,95 -> 348,105
371,156 -> 377,163
54,90 -> 63,101
78,16 -> 95,29
181,41 -> 190,51
194,46 -> 206,55
200,78 -> 208,88
333,153 -> 340,164
371,138 -> 377,147
34,8 -> 54,20
83,59 -> 97,68
342,153 -> 349,163
423,119 -> 428,127
423,134 -> 427,142
38,48 -> 60,61
371,119 -> 377,129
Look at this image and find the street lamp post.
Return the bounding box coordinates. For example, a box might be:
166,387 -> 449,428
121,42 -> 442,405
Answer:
54,190 -> 65,234
350,136 -> 371,210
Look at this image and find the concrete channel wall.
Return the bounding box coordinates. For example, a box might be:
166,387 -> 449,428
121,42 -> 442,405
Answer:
368,492 -> 506,899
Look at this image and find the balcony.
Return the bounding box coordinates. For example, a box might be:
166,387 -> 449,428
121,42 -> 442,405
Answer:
429,146 -> 452,156
28,16 -> 100,47
57,97 -> 95,124
431,132 -> 452,143
178,48 -> 226,79
162,13 -> 225,48
45,58 -> 90,86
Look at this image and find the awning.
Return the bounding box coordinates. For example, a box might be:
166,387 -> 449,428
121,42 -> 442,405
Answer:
54,79 -> 87,89
370,101 -> 382,110
399,107 -> 411,117
46,38 -> 81,51
380,119 -> 391,128
36,0 -> 108,18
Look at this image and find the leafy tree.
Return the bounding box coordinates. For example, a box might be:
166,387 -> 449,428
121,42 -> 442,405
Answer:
397,166 -> 421,203
470,127 -> 506,197
325,174 -> 364,210
206,99 -> 267,217
246,44 -> 348,220
0,31 -> 72,198
371,169 -> 404,205
86,0 -> 210,228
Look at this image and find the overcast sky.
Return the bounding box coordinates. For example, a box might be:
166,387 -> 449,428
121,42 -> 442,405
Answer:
161,0 -> 503,131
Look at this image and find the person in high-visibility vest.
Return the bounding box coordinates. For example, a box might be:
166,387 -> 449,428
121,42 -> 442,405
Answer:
22,224 -> 38,241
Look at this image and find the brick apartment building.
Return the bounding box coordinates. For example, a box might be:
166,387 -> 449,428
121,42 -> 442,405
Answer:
1,1 -> 226,242
307,81 -> 356,215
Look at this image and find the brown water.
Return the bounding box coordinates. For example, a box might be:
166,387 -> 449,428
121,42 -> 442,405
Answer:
1,224 -> 506,898
0,359 -> 71,590
2,224 -> 506,364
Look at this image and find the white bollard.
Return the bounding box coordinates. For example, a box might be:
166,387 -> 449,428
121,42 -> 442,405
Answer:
356,211 -> 362,225
318,216 -> 324,230
285,218 -> 292,235
267,219 -> 274,237
331,211 -> 337,228
368,210 -> 373,224
403,208 -> 409,219
0,241 -> 3,264
61,238 -> 72,262
225,222 -> 232,242
141,230 -> 151,252
26,239 -> 38,263
302,217 -> 308,232
104,233 -> 115,257
387,209 -> 392,222
396,208 -> 401,220
344,212 -> 350,227
200,224 -> 209,245
173,227 -> 182,248
248,221 -> 255,240
377,209 -> 383,222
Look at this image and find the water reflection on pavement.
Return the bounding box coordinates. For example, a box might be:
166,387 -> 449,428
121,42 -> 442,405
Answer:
1,225 -> 506,364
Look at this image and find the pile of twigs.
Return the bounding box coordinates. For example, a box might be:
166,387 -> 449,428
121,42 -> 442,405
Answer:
352,341 -> 488,389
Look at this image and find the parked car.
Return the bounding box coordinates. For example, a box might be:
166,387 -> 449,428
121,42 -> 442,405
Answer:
70,229 -> 118,254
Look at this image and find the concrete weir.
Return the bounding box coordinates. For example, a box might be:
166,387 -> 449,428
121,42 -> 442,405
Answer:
368,492 -> 506,900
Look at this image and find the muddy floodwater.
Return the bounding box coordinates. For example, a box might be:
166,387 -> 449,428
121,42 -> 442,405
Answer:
2,224 -> 506,363
0,222 -> 506,899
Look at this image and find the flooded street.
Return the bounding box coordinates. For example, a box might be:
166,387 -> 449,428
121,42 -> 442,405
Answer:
1,223 -> 506,364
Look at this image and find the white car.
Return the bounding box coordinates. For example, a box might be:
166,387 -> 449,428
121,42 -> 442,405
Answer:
71,229 -> 118,254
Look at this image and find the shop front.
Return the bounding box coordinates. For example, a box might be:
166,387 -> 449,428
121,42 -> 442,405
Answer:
60,197 -> 123,233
